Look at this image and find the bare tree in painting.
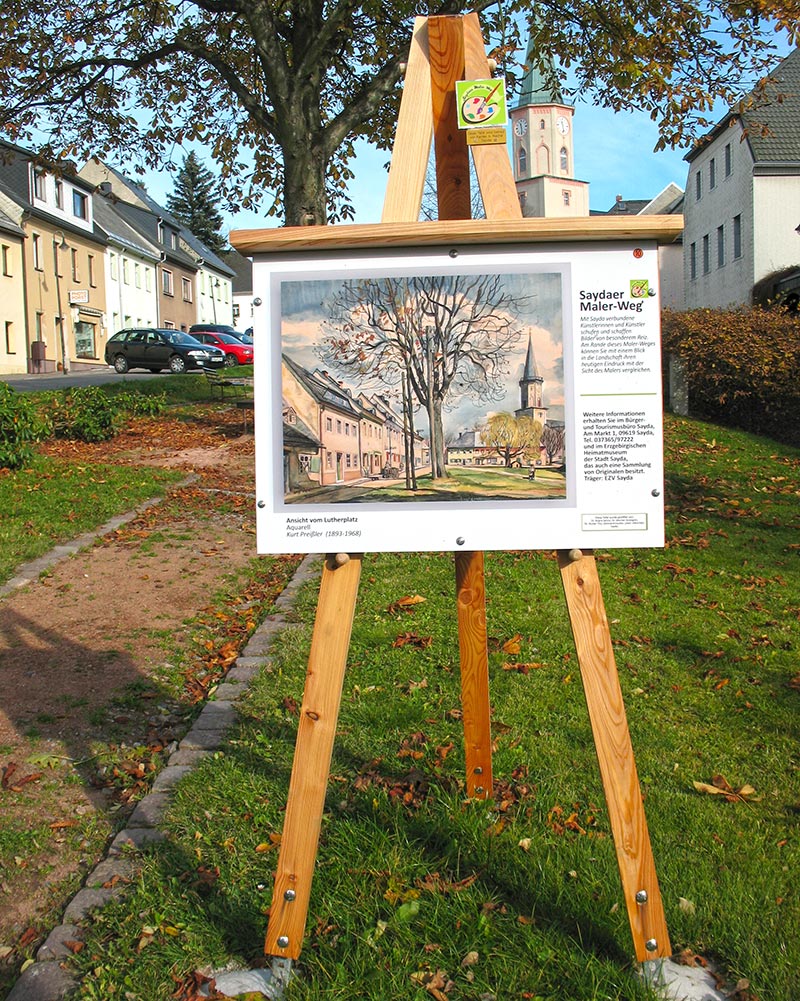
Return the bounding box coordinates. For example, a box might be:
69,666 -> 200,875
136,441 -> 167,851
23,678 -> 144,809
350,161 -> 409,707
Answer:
319,274 -> 526,480
480,412 -> 543,467
541,423 -> 565,464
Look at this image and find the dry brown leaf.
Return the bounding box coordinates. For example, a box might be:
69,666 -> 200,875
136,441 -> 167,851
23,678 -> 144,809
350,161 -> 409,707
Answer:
501,633 -> 523,655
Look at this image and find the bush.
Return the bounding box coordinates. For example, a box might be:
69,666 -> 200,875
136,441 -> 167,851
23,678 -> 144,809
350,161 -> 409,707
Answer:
112,389 -> 167,418
0,383 -> 48,469
43,386 -> 122,443
662,306 -> 800,443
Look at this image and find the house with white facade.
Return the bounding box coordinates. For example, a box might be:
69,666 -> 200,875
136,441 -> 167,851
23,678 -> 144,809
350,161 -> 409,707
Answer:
683,47 -> 800,308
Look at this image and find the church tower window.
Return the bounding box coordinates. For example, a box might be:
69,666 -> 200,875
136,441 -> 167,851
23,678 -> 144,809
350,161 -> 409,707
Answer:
518,146 -> 527,175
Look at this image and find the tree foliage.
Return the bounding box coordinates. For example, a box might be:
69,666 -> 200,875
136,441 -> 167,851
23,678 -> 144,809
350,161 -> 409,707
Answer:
480,412 -> 543,467
166,151 -> 227,254
319,274 -> 526,478
0,1 -> 797,225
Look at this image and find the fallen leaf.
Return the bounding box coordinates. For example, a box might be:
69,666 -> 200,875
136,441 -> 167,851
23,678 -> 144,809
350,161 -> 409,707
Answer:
693,774 -> 760,802
501,634 -> 522,655
461,950 -> 479,967
387,594 -> 426,614
393,632 -> 432,648
678,896 -> 696,915
502,662 -> 544,674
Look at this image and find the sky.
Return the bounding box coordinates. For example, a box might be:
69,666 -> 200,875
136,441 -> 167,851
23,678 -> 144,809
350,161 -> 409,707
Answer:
142,99 -> 690,236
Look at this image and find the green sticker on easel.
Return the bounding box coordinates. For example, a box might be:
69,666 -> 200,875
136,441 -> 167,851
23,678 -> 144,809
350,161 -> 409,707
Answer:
455,78 -> 508,129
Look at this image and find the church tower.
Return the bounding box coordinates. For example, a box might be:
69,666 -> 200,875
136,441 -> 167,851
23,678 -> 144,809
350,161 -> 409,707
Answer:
509,30 -> 589,218
516,332 -> 548,425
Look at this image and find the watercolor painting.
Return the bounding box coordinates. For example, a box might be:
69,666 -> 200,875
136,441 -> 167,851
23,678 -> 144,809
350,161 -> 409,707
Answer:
279,268 -> 567,505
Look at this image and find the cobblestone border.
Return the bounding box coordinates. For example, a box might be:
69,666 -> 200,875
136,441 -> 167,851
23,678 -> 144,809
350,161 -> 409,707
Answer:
6,554 -> 322,1001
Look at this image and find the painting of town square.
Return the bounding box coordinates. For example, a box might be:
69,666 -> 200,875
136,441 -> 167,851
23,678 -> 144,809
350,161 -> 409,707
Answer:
279,269 -> 567,504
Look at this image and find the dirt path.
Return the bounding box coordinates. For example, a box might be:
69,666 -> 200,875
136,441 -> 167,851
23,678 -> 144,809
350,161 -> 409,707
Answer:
0,409 -> 297,987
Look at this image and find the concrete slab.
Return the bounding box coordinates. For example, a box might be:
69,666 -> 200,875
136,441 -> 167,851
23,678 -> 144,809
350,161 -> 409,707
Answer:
641,958 -> 728,1000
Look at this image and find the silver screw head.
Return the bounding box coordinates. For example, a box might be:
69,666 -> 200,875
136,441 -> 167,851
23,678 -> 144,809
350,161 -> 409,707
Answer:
284,889 -> 296,902
635,889 -> 648,904
277,935 -> 290,948
645,938 -> 658,952
456,536 -> 465,546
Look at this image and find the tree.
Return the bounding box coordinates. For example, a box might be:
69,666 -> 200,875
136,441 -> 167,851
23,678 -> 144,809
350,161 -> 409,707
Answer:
0,2 -> 797,226
319,274 -> 527,480
540,423 -> 565,465
480,413 -> 542,467
166,152 -> 227,254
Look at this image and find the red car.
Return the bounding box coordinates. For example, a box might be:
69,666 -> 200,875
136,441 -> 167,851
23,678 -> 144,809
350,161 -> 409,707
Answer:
192,331 -> 254,367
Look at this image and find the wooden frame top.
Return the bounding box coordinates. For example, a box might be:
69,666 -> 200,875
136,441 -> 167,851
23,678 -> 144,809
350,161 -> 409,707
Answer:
230,215 -> 684,256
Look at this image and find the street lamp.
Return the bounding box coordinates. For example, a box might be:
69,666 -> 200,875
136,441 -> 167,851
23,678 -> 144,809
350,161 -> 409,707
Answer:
53,231 -> 70,374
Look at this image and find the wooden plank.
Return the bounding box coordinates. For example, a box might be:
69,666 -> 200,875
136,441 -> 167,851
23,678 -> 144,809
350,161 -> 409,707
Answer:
230,214 -> 684,255
455,552 -> 493,798
264,554 -> 362,960
382,17 -> 433,224
557,550 -> 671,962
462,13 -> 521,221
428,16 -> 471,220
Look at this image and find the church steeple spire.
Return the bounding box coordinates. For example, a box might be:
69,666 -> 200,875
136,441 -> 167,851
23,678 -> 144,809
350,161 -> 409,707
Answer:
518,332 -> 544,414
515,29 -> 564,108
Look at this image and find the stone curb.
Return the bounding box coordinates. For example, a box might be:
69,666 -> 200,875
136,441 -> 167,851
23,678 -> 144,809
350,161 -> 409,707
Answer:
5,553 -> 321,1001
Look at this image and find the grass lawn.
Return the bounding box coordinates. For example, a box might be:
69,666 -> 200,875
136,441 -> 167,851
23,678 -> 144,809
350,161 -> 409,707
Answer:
65,414 -> 800,1000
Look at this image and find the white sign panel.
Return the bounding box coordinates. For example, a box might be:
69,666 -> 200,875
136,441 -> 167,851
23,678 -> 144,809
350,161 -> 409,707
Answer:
252,241 -> 664,554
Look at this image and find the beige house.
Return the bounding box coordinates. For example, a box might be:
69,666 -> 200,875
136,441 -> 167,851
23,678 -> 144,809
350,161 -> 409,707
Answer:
0,209 -> 27,375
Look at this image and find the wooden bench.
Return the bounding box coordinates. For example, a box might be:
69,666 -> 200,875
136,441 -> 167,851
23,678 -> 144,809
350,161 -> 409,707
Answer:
204,369 -> 245,401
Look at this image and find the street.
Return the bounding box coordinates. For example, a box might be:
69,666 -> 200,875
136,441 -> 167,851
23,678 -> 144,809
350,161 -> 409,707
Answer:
1,368 -> 192,392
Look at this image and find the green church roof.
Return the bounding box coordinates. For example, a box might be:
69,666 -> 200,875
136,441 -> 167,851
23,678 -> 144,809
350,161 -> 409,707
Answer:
515,30 -> 566,107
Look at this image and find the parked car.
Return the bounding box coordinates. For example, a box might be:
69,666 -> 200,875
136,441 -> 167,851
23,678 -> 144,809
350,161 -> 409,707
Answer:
104,328 -> 226,374
189,323 -> 254,345
192,330 -> 254,367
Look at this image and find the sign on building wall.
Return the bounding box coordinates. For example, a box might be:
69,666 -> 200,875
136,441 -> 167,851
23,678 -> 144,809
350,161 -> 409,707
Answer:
252,240 -> 664,554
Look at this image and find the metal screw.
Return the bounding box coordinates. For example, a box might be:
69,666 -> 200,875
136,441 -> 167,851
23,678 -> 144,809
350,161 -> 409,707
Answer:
635,890 -> 648,904
277,935 -> 290,949
257,500 -> 266,508
651,489 -> 661,497
645,938 -> 658,952
456,537 -> 465,546
474,767 -> 483,775
474,785 -> 484,794
449,248 -> 459,258
284,889 -> 296,902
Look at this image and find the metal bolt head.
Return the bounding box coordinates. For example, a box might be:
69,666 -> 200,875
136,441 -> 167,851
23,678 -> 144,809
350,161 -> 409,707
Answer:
284,889 -> 296,902
474,785 -> 484,794
645,938 -> 658,952
277,935 -> 290,949
456,536 -> 465,546
635,889 -> 648,905
474,766 -> 483,775
257,500 -> 266,509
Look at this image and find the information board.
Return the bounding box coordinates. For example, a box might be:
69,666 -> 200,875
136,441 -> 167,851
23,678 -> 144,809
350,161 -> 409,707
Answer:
252,240 -> 665,554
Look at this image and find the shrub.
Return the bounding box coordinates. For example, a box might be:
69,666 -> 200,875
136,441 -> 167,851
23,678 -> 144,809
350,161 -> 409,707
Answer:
43,386 -> 122,443
0,383 -> 48,469
112,389 -> 167,418
662,306 -> 800,443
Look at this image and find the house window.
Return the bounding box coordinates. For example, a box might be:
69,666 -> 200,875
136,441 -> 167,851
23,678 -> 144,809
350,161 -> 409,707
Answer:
326,451 -> 333,469
88,254 -> 96,287
725,143 -> 732,177
72,190 -> 88,220
182,277 -> 192,302
145,268 -> 152,292
709,158 -> 716,189
690,242 -> 697,280
55,179 -> 64,209
110,252 -> 118,280
702,234 -> 710,274
5,321 -> 15,354
35,312 -> 44,340
345,422 -> 350,436
539,118 -> 545,129
518,146 -> 527,174
695,171 -> 702,200
336,419 -> 342,433
346,454 -> 351,468
560,146 -> 568,171
71,248 -> 79,281
562,190 -> 571,206
122,259 -> 130,284
74,320 -> 96,359
326,417 -> 332,432
33,168 -> 46,201
2,244 -> 10,276
32,233 -> 42,271
163,319 -> 175,329
733,214 -> 742,258
158,222 -> 165,244
717,225 -> 725,267
162,268 -> 174,295
135,262 -> 142,288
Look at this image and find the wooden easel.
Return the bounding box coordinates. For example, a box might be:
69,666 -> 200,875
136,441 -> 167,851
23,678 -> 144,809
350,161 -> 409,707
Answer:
262,13 -> 670,983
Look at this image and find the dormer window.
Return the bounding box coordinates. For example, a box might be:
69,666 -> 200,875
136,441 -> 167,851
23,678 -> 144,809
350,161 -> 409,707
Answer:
33,169 -> 46,201
72,190 -> 88,220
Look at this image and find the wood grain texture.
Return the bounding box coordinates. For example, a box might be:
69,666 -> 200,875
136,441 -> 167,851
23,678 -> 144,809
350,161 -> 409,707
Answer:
264,554 -> 362,959
462,13 -> 521,221
230,215 -> 684,255
428,16 -> 471,221
558,550 -> 671,961
381,17 -> 432,224
455,552 -> 493,798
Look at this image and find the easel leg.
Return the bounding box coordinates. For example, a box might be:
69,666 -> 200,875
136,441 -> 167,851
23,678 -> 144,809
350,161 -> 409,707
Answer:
454,552 -> 493,799
264,553 -> 362,960
557,549 -> 671,962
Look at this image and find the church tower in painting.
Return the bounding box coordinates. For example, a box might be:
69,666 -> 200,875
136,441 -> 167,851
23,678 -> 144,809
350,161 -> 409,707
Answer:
515,332 -> 548,426
508,31 -> 589,218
